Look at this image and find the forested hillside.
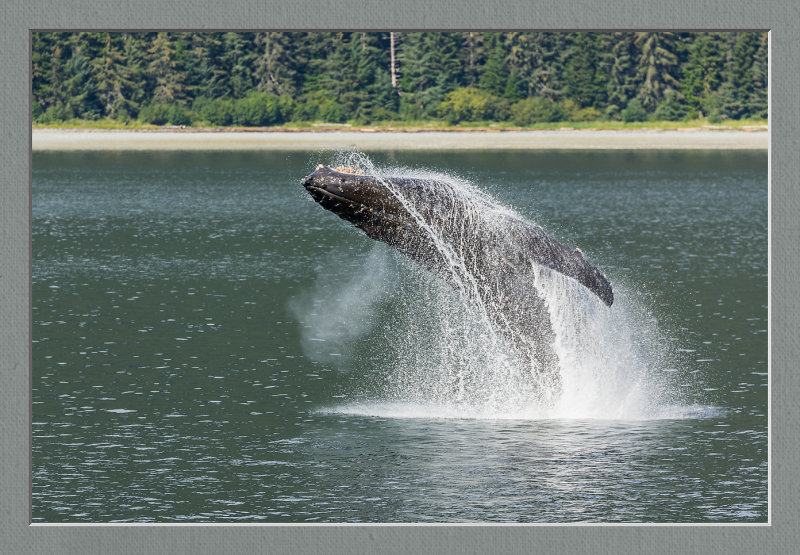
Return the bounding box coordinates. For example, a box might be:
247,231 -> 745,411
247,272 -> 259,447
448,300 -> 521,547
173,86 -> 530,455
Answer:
31,32 -> 768,126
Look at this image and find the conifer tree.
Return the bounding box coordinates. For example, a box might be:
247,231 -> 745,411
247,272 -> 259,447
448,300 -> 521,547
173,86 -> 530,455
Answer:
726,32 -> 766,118
748,33 -> 768,119
147,32 -> 187,105
503,69 -> 525,102
222,32 -> 256,98
479,34 -> 508,96
63,37 -> 100,119
399,33 -> 462,117
31,33 -> 52,114
634,32 -> 681,111
681,33 -> 724,115
351,33 -> 395,120
90,33 -> 136,119
34,34 -> 70,114
563,33 -> 608,108
186,33 -> 229,100
539,32 -> 570,98
254,32 -> 299,96
606,32 -> 638,118
462,32 -> 484,86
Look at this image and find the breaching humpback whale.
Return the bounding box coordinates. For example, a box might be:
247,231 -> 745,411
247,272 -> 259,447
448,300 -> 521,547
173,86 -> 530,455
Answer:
301,164 -> 613,380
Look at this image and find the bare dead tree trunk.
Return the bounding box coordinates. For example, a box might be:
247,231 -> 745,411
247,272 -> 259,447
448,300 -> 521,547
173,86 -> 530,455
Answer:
469,32 -> 475,76
390,32 -> 398,89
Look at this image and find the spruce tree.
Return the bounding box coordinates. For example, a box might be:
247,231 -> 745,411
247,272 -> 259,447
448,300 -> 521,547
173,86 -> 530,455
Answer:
222,32 -> 256,99
503,69 -> 525,102
186,33 -> 229,100
479,34 -> 508,96
253,32 -> 299,96
399,33 -> 462,118
727,32 -> 766,118
606,32 -> 638,118
563,33 -> 607,108
681,33 -> 724,115
462,32 -> 484,86
146,32 -> 187,105
506,32 -> 554,97
748,33 -> 768,119
63,37 -> 101,119
634,32 -> 681,111
90,33 -> 136,119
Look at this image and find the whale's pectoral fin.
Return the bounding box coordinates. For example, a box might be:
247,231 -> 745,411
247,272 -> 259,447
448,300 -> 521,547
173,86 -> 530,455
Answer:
521,225 -> 614,307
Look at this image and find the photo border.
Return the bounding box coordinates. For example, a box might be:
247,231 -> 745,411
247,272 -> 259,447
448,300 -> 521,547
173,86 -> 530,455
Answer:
5,1 -> 798,552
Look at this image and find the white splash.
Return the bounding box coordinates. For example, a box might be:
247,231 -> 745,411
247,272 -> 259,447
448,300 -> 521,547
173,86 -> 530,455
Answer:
305,153 -> 698,421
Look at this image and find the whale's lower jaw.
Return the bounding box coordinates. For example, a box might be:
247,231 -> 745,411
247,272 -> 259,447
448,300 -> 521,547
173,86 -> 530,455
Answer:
305,185 -> 370,218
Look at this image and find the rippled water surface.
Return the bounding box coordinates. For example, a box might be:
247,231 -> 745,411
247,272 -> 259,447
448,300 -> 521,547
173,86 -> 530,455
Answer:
32,150 -> 767,522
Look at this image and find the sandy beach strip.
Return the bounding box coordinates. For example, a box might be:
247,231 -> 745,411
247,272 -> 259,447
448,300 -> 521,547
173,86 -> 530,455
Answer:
32,128 -> 768,151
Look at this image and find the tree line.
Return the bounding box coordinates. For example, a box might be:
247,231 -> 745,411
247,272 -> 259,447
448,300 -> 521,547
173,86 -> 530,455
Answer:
31,31 -> 768,126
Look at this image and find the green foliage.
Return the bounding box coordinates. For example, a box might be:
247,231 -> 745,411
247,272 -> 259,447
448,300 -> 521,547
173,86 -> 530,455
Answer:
479,36 -> 508,96
511,97 -> 565,125
399,33 -> 464,118
503,70 -> 525,102
398,95 -> 425,121
682,33 -> 724,113
295,90 -> 345,123
193,97 -> 234,126
147,32 -> 187,105
633,32 -> 681,111
138,103 -> 172,125
438,87 -> 508,123
653,91 -> 685,121
277,95 -> 296,122
253,32 -> 299,96
40,104 -> 73,123
560,99 -> 579,121
167,104 -> 192,126
570,106 -> 603,122
563,33 -> 608,108
32,101 -> 44,120
620,98 -> 647,122
607,33 -> 637,117
232,92 -> 281,126
318,100 -> 345,123
32,31 -> 769,126
137,102 -> 192,126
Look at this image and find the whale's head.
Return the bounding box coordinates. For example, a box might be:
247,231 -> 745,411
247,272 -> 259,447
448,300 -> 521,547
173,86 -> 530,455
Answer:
302,165 -> 425,247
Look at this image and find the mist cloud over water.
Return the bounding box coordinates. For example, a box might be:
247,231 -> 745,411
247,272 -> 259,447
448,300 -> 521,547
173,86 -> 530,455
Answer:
290,246 -> 392,365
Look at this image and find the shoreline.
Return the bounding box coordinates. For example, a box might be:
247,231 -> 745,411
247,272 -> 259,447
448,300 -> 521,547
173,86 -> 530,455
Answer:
32,128 -> 768,151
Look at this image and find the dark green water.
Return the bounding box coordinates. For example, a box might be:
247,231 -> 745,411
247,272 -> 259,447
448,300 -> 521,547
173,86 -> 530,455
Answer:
32,149 -> 767,522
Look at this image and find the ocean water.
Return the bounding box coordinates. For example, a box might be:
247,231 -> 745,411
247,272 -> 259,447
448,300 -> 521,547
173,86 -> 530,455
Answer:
32,149 -> 767,522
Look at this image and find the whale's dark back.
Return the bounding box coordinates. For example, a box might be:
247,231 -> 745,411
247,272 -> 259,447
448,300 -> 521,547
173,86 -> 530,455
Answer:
303,166 -> 613,307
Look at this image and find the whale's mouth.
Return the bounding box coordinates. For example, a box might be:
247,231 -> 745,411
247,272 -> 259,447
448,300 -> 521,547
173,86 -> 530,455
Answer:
302,181 -> 378,227
304,183 -> 368,210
